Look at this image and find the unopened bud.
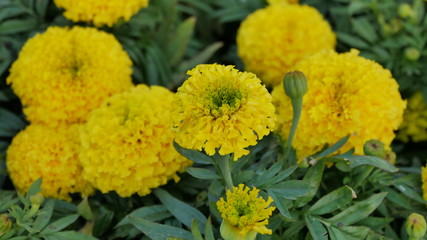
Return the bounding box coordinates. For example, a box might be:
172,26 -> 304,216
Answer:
30,193 -> 44,207
406,213 -> 427,239
384,150 -> 396,165
298,158 -> 309,168
220,220 -> 257,240
399,3 -> 414,19
363,139 -> 386,158
283,71 -> 308,100
405,47 -> 421,61
0,214 -> 11,236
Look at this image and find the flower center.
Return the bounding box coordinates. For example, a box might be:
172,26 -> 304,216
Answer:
206,87 -> 244,118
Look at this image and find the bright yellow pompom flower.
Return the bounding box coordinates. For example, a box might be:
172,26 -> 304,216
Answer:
237,4 -> 335,86
7,26 -> 133,128
397,92 -> 427,142
6,125 -> 94,201
217,184 -> 275,238
80,85 -> 191,197
174,64 -> 276,160
54,0 -> 149,27
272,50 -> 406,161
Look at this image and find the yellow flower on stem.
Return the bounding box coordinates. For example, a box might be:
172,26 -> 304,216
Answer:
397,92 -> 427,142
217,184 -> 275,240
174,64 -> 276,161
54,0 -> 149,27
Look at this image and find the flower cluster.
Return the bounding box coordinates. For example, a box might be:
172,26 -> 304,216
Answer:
6,125 -> 94,201
272,50 -> 406,160
7,26 -> 133,127
53,0 -> 149,27
216,184 -> 275,237
80,85 -> 191,197
397,92 -> 427,142
237,3 -> 335,86
173,64 -> 276,160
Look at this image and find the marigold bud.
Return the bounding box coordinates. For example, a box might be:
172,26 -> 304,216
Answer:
30,193 -> 44,207
0,214 -> 11,236
405,47 -> 421,61
406,213 -> 427,239
363,139 -> 386,158
384,150 -> 396,165
220,220 -> 257,240
283,71 -> 308,100
399,3 -> 414,19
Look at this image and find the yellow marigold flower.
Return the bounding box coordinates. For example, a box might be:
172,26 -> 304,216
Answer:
217,184 -> 275,238
7,26 -> 133,128
237,4 -> 335,86
174,64 -> 276,160
54,0 -> 149,27
6,125 -> 94,201
272,50 -> 406,161
397,92 -> 427,142
80,85 -> 191,197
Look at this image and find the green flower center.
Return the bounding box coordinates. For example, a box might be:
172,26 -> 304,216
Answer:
206,87 -> 244,118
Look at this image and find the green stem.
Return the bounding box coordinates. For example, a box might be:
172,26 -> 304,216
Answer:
218,155 -> 234,190
284,98 -> 303,157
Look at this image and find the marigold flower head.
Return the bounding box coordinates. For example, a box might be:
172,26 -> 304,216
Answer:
6,125 -> 94,201
54,0 -> 149,27
7,26 -> 133,128
217,184 -> 275,237
272,50 -> 406,160
397,92 -> 427,142
237,4 -> 335,86
80,85 -> 191,197
174,64 -> 276,160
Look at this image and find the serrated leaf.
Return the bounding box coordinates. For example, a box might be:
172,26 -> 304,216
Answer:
41,214 -> 79,234
267,180 -> 311,200
327,225 -> 370,240
268,191 -> 292,220
296,162 -> 325,207
308,186 -> 353,215
154,189 -> 207,233
251,161 -> 282,187
0,19 -> 37,34
311,135 -> 350,159
117,205 -> 171,227
347,155 -> 398,172
33,199 -> 55,231
186,167 -> 220,180
173,142 -> 213,164
128,216 -> 193,240
305,215 -> 328,240
327,192 -> 387,226
271,165 -> 298,184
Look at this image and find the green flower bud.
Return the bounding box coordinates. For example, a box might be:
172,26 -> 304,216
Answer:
220,220 -> 257,240
399,3 -> 414,19
298,157 -> 309,168
30,193 -> 44,208
283,71 -> 308,100
406,213 -> 427,239
0,214 -> 11,236
384,150 -> 396,165
363,139 -> 386,158
405,47 -> 421,61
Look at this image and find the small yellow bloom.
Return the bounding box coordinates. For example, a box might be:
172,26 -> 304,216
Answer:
7,26 -> 133,127
80,85 -> 191,197
216,184 -> 275,238
54,0 -> 149,27
174,64 -> 276,160
272,50 -> 406,161
398,92 -> 427,142
237,3 -> 335,86
6,125 -> 94,201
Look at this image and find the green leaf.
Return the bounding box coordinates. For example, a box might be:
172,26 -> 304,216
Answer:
43,231 -> 97,240
178,42 -> 223,72
93,206 -> 114,237
347,155 -> 398,172
204,216 -> 215,240
0,19 -> 37,34
327,192 -> 387,226
0,108 -> 26,137
308,186 -> 353,215
173,141 -> 213,164
33,199 -> 55,231
153,189 -> 207,232
271,165 -> 298,184
267,180 -> 311,200
127,216 -> 193,240
186,167 -> 220,180
305,215 -> 328,240
251,161 -> 282,187
393,183 -> 426,204
351,18 -> 378,43
77,198 -> 93,220
41,214 -> 79,234
117,205 -> 171,227
357,217 -> 392,231
337,32 -> 369,49
191,219 -> 203,240
296,162 -> 325,207
35,0 -> 49,19
167,17 -> 196,65
311,135 -> 350,159
26,178 -> 42,197
267,191 -> 292,220
382,187 -> 412,210
327,225 -> 370,240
